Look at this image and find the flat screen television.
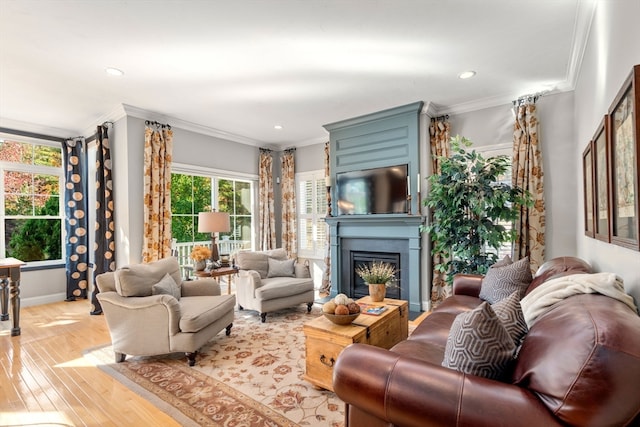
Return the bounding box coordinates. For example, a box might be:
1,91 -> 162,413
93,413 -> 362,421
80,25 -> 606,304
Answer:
336,164 -> 408,215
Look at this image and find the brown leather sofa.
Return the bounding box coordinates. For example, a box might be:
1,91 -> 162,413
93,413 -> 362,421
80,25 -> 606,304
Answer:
333,256 -> 640,427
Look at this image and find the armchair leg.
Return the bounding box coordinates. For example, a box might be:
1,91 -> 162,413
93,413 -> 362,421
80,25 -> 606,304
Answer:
186,352 -> 197,366
115,352 -> 126,363
307,302 -> 313,313
260,312 -> 267,323
226,323 -> 233,336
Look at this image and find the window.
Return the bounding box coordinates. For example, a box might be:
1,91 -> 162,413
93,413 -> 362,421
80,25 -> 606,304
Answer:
478,144 -> 514,260
297,170 -> 327,258
170,169 -> 254,249
0,138 -> 64,263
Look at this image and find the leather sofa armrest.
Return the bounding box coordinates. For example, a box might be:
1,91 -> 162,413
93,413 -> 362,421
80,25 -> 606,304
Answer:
452,274 -> 483,297
333,344 -> 560,427
181,279 -> 221,296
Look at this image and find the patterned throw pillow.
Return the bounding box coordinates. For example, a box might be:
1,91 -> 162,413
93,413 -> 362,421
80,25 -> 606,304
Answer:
442,302 -> 516,380
491,291 -> 528,346
267,258 -> 296,278
479,256 -> 532,304
151,273 -> 181,300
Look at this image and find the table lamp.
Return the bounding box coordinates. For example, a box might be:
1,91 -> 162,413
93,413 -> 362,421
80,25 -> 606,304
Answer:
197,211 -> 231,264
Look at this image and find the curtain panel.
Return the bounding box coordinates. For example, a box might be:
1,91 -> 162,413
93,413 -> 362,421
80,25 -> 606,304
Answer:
321,141 -> 331,294
429,118 -> 451,307
281,149 -> 297,258
258,149 -> 276,250
142,124 -> 173,263
90,125 -> 116,315
62,137 -> 89,301
513,101 -> 546,271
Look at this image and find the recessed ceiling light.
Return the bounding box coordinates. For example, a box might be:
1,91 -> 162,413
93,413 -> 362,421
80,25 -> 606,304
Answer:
274,125 -> 283,130
105,67 -> 124,76
458,70 -> 476,79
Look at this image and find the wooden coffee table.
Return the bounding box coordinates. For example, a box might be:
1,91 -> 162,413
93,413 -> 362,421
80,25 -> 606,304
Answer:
303,297 -> 408,391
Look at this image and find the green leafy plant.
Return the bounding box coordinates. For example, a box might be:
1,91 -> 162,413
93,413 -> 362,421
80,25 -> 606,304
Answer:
420,135 -> 532,283
355,260 -> 397,285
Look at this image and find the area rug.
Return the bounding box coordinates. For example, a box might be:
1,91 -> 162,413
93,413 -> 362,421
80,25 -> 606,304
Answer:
85,305 -> 344,427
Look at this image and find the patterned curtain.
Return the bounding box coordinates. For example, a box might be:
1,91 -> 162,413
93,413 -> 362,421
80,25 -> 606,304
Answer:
259,148 -> 276,250
90,124 -> 116,315
281,148 -> 297,258
142,122 -> 173,263
62,137 -> 89,301
321,142 -> 331,294
513,98 -> 545,271
429,117 -> 451,308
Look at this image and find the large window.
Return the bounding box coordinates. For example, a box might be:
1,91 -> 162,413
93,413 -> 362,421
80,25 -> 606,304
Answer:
171,169 -> 254,247
0,138 -> 64,263
297,170 -> 327,258
478,144 -> 514,260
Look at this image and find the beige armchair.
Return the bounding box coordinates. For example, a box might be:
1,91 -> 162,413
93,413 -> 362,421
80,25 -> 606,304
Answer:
235,248 -> 315,322
96,257 -> 235,366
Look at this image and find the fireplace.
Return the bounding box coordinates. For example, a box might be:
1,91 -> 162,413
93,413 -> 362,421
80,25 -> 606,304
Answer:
326,215 -> 423,312
351,251 -> 401,299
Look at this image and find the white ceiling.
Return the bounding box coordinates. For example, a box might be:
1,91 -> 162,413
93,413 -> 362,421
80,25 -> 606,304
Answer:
0,0 -> 595,148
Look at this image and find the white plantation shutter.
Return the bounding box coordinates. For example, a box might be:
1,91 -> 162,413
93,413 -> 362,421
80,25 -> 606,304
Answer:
297,171 -> 327,258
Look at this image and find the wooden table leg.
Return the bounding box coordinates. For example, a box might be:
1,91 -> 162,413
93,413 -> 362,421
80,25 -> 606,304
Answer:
0,278 -> 8,321
9,267 -> 21,336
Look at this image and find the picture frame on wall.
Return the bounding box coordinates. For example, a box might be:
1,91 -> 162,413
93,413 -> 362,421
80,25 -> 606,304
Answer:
583,142 -> 595,238
608,65 -> 639,251
593,116 -> 611,242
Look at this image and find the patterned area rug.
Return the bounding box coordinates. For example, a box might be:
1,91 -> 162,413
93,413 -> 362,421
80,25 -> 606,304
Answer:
85,305 -> 344,427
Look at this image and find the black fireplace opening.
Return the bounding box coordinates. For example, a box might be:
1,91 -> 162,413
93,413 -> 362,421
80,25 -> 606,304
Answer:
350,251 -> 401,300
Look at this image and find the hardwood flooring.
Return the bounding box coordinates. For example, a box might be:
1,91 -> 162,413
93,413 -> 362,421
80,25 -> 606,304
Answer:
1,298 -> 428,426
0,300 -> 180,427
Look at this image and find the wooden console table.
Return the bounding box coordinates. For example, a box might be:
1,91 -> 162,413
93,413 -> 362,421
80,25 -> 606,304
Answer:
0,257 -> 26,336
194,266 -> 239,294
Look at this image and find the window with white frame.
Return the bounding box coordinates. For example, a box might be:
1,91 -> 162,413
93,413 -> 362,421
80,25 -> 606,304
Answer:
0,137 -> 64,264
170,167 -> 254,250
478,143 -> 514,260
297,170 -> 327,258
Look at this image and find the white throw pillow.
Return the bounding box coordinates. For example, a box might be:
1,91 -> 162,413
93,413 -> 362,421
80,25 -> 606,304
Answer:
152,273 -> 181,300
267,258 -> 296,278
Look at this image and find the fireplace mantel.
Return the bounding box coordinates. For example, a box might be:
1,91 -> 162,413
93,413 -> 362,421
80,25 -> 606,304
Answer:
326,215 -> 423,312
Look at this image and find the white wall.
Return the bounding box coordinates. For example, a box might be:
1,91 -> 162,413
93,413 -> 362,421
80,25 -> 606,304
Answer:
450,91 -> 577,260
574,0 -> 640,305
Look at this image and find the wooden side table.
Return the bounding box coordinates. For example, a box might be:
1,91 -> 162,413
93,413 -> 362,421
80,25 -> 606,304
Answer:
0,257 -> 26,336
194,266 -> 239,294
303,297 -> 409,391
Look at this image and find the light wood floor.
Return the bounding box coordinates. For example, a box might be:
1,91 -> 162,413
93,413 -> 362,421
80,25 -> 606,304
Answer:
1,298 -> 428,427
0,300 -> 180,427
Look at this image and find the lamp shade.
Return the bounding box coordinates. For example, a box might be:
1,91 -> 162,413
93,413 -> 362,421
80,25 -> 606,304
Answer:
198,212 -> 231,233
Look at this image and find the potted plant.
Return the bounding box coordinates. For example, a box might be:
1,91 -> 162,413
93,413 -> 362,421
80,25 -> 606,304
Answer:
355,260 -> 397,302
421,135 -> 532,284
190,245 -> 211,271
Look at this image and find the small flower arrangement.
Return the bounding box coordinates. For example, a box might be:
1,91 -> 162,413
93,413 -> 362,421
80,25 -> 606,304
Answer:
190,245 -> 211,262
355,260 -> 397,285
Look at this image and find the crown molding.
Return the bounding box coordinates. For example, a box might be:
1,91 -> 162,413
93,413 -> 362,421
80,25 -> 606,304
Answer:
121,104 -> 265,147
561,0 -> 597,91
0,117 -> 77,139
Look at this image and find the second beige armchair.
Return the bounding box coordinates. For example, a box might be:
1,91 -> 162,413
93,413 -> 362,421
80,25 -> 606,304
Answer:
235,248 -> 315,322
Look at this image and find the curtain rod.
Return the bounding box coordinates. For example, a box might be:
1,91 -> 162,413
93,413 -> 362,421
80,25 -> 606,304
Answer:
513,91 -> 548,106
431,114 -> 450,122
0,127 -> 66,143
145,120 -> 171,129
86,122 -> 113,143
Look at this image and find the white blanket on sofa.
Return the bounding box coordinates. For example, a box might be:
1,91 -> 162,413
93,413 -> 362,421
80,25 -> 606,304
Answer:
520,272 -> 638,327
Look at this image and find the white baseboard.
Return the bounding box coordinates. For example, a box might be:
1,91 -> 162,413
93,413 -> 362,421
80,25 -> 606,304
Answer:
21,293 -> 66,307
